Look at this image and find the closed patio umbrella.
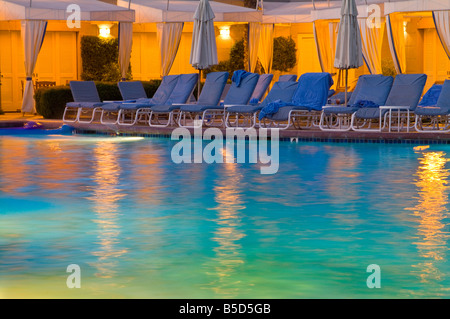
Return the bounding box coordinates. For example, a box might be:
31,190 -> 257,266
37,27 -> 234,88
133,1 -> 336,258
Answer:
334,0 -> 363,105
190,0 -> 218,96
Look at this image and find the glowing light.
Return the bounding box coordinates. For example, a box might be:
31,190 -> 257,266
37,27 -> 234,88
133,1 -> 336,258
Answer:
98,24 -> 112,38
406,151 -> 450,285
219,26 -> 230,39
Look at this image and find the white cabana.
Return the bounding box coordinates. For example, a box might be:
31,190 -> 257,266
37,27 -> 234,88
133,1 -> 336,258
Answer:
0,0 -> 135,113
117,0 -> 261,77
384,0 -> 450,14
384,0 -> 450,72
311,0 -> 390,75
0,0 -> 134,22
118,0 -> 261,23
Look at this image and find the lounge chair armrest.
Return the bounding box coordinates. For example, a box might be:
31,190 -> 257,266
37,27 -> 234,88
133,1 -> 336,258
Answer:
223,104 -> 248,108
380,106 -> 411,110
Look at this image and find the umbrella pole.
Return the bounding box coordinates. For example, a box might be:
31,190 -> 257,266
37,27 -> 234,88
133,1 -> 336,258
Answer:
345,69 -> 348,106
198,69 -> 201,99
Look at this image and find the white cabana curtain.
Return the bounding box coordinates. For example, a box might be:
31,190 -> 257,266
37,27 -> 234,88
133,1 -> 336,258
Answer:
157,22 -> 184,77
433,10 -> 450,59
386,14 -> 406,74
248,22 -> 261,72
20,19 -> 47,113
313,20 -> 339,73
118,22 -> 133,81
257,23 -> 274,74
358,18 -> 385,74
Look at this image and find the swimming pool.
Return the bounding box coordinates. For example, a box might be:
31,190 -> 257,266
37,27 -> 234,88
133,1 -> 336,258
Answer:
0,134 -> 449,298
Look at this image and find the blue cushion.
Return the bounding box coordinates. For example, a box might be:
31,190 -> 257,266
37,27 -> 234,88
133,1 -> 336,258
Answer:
118,81 -> 147,100
436,80 -> 450,110
349,75 -> 393,107
224,72 -> 259,105
180,104 -> 224,112
66,101 -> 103,108
323,106 -> 358,115
418,84 -> 443,107
197,72 -> 229,106
279,74 -> 297,82
70,81 -> 101,102
250,74 -> 273,102
151,75 -> 180,105
165,73 -> 198,105
226,104 -> 264,113
151,104 -> 183,113
384,74 -> 427,110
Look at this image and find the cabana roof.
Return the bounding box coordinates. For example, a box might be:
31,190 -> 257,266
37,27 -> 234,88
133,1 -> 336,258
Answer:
309,0 -> 408,20
384,0 -> 450,14
262,2 -> 315,23
0,0 -> 135,22
117,0 -> 261,23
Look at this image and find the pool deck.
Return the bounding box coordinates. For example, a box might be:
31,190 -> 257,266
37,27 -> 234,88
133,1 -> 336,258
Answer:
2,113 -> 450,144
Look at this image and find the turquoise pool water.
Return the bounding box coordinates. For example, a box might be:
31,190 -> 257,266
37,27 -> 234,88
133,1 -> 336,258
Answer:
0,134 -> 450,299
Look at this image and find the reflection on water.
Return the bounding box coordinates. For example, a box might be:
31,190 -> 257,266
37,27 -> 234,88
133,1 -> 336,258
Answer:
0,138 -> 31,196
88,142 -> 127,279
408,151 -> 450,286
208,162 -> 247,298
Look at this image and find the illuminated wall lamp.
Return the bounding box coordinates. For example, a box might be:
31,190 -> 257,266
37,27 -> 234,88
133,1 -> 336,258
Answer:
98,24 -> 112,38
219,26 -> 230,39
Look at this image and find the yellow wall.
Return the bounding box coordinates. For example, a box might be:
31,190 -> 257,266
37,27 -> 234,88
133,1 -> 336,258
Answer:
130,22 -> 247,81
389,13 -> 450,93
0,20 -> 100,112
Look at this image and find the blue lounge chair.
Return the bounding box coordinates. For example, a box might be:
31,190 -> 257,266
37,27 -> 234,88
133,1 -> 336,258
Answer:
351,74 -> 427,132
319,75 -> 394,131
177,71 -> 259,128
147,72 -> 229,128
100,74 -> 182,124
250,73 -> 273,103
63,81 -> 104,124
279,74 -> 297,82
415,80 -> 450,132
224,81 -> 298,128
258,72 -> 333,130
116,74 -> 198,126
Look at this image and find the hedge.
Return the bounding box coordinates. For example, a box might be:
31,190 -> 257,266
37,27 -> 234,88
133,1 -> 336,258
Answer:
34,80 -> 162,119
80,36 -> 132,82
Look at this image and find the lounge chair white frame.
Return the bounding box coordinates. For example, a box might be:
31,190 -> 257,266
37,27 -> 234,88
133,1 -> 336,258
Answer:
415,113 -> 450,133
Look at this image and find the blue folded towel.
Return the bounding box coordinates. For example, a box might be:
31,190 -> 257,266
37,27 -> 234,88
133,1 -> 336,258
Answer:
232,70 -> 250,87
259,99 -> 289,120
351,100 -> 379,108
249,98 -> 260,105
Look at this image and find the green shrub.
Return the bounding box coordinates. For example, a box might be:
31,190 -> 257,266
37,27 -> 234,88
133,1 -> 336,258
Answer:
382,58 -> 397,78
34,80 -> 162,119
35,85 -> 73,119
272,36 -> 297,72
81,36 -> 132,82
142,80 -> 162,98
